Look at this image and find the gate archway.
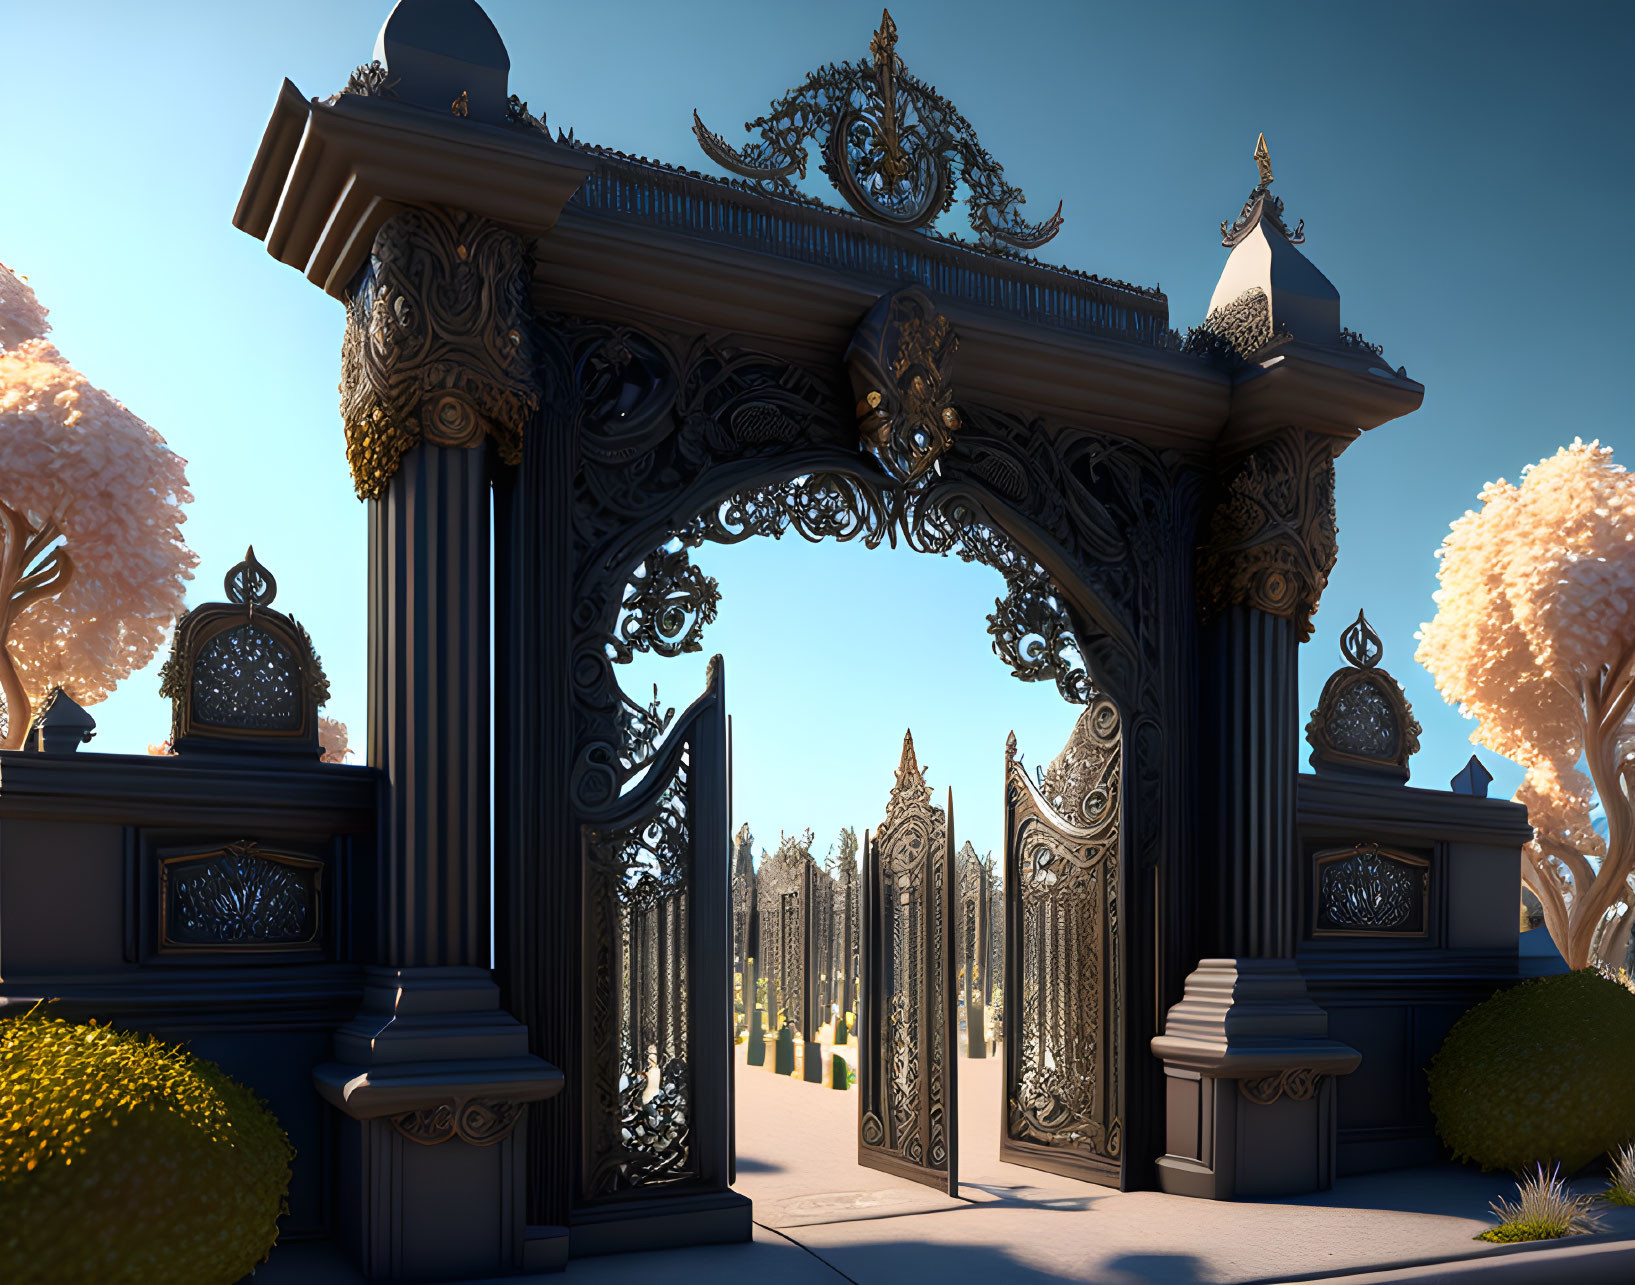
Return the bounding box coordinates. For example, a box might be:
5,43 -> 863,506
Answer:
234,0 -> 1425,1266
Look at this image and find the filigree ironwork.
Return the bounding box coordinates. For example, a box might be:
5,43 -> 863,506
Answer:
340,207 -> 539,499
989,568 -> 1093,705
860,731 -> 956,1192
1002,705 -> 1122,1182
159,548 -> 331,755
610,545 -> 721,663
692,8 -> 1062,251
1306,610 -> 1421,778
160,842 -> 321,950
1221,133 -> 1305,248
547,306 -> 1195,1221
1314,844 -> 1429,936
392,1098 -> 526,1146
1238,1068 -> 1321,1106
1196,430 -> 1337,641
584,732 -> 696,1197
617,684 -> 675,775
848,287 -> 961,485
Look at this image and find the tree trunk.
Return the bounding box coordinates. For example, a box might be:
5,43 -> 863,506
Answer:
0,620 -> 29,749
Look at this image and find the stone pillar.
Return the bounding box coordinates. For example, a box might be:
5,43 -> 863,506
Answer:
1153,428 -> 1359,1200
313,206 -> 564,1279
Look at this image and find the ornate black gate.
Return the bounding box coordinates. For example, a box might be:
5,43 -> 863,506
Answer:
756,831 -> 815,1036
580,660 -> 731,1203
956,841 -> 996,1058
1002,700 -> 1123,1186
859,732 -> 958,1194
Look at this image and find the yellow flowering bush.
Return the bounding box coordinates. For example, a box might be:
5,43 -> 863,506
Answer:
0,1012 -> 293,1285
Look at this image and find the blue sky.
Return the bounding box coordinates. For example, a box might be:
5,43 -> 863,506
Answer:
2,1 -> 1631,864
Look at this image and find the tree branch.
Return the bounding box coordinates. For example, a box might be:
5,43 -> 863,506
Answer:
11,546 -> 72,614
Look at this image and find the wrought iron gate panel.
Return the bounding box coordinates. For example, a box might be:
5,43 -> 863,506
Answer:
757,832 -> 814,1034
1001,698 -> 1123,1186
859,731 -> 958,1195
956,841 -> 995,1057
581,660 -> 730,1204
731,824 -> 757,1035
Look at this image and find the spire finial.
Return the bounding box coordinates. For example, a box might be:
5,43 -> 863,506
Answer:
1254,132 -> 1274,189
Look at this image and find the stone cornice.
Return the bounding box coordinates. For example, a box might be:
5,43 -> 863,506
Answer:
0,749 -> 380,828
233,81 -> 595,298
1219,341 -> 1425,454
1296,772 -> 1532,846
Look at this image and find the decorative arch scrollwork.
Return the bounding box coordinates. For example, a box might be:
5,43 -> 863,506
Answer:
559,311 -> 1189,901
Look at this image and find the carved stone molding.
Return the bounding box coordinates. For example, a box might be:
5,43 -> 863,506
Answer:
848,287 -> 960,486
1238,1068 -> 1322,1106
340,207 -> 540,500
1196,430 -> 1337,640
391,1097 -> 526,1147
1306,610 -> 1421,779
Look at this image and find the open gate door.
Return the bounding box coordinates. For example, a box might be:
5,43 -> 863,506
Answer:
1001,700 -> 1124,1187
579,657 -> 733,1205
858,731 -> 958,1196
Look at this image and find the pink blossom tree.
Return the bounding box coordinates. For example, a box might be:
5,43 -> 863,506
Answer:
0,263 -> 196,745
1416,440 -> 1635,967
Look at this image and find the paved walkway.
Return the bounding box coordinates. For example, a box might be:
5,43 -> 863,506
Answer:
560,1046 -> 1635,1284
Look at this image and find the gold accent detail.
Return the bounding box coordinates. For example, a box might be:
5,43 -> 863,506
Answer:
339,209 -> 539,499
847,287 -> 960,485
1253,132 -> 1274,188
451,90 -> 469,118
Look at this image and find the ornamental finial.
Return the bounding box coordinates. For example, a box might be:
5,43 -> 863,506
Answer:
1254,132 -> 1274,188
1220,133 -> 1304,247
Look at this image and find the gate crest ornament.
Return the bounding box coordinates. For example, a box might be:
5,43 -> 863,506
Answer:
848,287 -> 961,485
159,548 -> 331,756
1306,610 -> 1421,780
692,8 -> 1063,250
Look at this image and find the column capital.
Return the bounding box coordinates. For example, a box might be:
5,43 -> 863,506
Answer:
1196,428 -> 1336,641
340,207 -> 539,499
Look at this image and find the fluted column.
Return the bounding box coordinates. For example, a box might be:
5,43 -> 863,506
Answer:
314,205 -> 563,1280
1194,427 -> 1336,958
369,444 -> 489,966
1153,427 -> 1358,1201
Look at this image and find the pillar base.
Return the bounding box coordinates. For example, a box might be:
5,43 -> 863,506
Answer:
314,967 -> 563,1281
1151,958 -> 1359,1200
746,1009 -> 766,1066
803,1040 -> 824,1083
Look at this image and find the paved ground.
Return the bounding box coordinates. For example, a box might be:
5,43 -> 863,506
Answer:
255,1044 -> 1635,1283
562,1046 -> 1635,1284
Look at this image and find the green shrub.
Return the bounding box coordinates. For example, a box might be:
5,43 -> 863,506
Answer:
1603,1142 -> 1635,1206
0,1012 -> 294,1285
1428,969 -> 1635,1173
